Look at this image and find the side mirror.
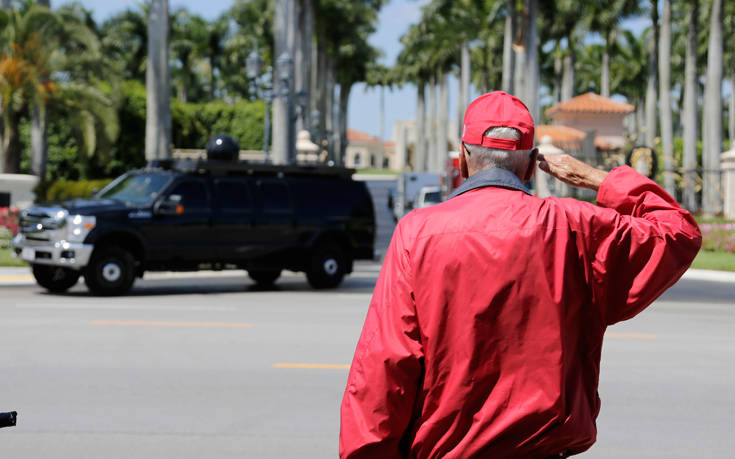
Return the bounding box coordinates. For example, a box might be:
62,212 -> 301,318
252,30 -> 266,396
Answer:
154,194 -> 183,216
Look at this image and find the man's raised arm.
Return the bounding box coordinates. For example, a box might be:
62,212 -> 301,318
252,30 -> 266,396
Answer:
540,155 -> 702,324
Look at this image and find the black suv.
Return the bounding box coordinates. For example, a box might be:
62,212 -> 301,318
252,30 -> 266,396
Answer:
12,160 -> 375,295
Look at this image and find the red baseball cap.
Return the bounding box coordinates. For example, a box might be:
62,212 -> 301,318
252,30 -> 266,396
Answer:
461,91 -> 535,150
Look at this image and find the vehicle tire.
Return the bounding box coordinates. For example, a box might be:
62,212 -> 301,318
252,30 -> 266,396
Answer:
84,247 -> 136,296
248,269 -> 282,286
32,264 -> 80,293
306,243 -> 348,289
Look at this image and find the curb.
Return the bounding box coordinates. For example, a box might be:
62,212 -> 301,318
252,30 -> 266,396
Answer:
1,266 -> 734,287
681,269 -> 735,283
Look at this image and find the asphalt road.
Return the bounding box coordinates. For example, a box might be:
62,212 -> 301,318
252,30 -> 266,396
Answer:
1,178 -> 734,458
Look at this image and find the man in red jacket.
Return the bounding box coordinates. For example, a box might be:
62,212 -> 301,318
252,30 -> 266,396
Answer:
339,91 -> 702,458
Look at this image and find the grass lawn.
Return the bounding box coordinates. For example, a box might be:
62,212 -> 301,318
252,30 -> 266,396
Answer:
0,247 -> 26,267
691,250 -> 735,272
355,168 -> 400,176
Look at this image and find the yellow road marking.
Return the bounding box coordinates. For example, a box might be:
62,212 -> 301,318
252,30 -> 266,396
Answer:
605,332 -> 656,340
0,275 -> 33,281
273,363 -> 350,369
92,320 -> 252,328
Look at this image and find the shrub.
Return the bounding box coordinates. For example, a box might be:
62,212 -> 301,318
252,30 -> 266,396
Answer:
699,222 -> 735,253
0,207 -> 20,236
44,179 -> 114,202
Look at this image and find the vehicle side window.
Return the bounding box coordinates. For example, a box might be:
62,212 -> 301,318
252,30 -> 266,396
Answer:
257,180 -> 291,213
215,179 -> 253,213
167,180 -> 209,210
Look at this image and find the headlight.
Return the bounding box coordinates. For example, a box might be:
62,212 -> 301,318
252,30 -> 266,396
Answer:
41,209 -> 69,230
66,215 -> 96,242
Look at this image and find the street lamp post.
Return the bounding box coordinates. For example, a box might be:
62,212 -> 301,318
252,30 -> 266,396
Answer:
246,50 -> 275,163
247,50 -> 304,165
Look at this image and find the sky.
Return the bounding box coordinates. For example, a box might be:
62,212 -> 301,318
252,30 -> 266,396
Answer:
61,0 -> 653,141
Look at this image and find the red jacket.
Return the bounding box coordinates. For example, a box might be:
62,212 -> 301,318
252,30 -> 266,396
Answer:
340,166 -> 701,458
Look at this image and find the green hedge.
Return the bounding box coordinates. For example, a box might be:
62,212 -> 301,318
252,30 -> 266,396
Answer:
44,179 -> 114,201
19,80 -> 266,182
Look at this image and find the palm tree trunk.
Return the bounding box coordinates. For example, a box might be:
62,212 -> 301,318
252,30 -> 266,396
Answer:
273,0 -> 296,164
601,29 -> 614,98
315,36 -> 326,151
338,83 -> 351,166
659,0 -> 675,195
683,0 -> 699,211
297,0 -> 313,132
461,42 -> 471,112
416,84 -> 426,171
2,111 -> 21,174
427,75 -> 437,171
502,0 -> 515,94
644,0 -> 658,147
325,55 -> 336,164
560,47 -> 574,101
636,98 -> 645,143
438,72 -> 449,173
702,0 -> 724,217
31,104 -> 48,180
729,73 -> 734,149
553,42 -> 562,104
378,85 -> 385,169
145,0 -> 172,161
524,0 -> 539,123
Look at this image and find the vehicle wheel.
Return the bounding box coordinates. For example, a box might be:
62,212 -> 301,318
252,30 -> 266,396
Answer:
248,269 -> 282,286
32,264 -> 80,293
306,243 -> 348,289
84,247 -> 136,296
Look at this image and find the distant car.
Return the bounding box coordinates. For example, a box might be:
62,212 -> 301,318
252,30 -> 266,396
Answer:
12,159 -> 375,295
416,186 -> 443,208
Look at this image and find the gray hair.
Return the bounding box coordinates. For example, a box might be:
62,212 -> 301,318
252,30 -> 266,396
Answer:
463,126 -> 532,175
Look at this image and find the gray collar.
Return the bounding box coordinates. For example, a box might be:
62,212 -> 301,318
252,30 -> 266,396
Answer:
448,168 -> 531,199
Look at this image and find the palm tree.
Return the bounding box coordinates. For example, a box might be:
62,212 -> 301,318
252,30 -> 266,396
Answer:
145,0 -> 171,161
540,0 -> 592,102
589,0 -> 640,98
614,29 -> 647,138
365,63 -> 393,168
501,0 -> 515,94
659,0 -> 675,195
1,3 -> 116,175
702,0 -> 723,216
644,0 -> 658,147
170,9 -> 207,103
100,7 -> 148,82
682,0 -> 699,211
202,16 -> 229,101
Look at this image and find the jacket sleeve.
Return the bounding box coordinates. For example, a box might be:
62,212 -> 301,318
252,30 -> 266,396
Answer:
339,221 -> 424,459
570,166 -> 702,325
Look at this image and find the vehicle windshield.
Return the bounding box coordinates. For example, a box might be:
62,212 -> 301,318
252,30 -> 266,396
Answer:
97,173 -> 171,206
423,191 -> 442,205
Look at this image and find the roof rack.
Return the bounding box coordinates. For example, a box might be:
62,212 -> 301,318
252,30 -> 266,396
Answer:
146,159 -> 355,178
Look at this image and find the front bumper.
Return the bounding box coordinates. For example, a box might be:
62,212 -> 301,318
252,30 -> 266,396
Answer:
11,234 -> 93,270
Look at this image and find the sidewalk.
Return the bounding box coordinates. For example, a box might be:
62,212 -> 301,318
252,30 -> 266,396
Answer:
2,265 -> 734,287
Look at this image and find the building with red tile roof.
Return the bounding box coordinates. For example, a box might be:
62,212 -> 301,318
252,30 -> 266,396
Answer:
542,92 -> 635,153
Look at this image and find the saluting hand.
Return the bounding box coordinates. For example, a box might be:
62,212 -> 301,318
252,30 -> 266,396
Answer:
537,153 -> 608,191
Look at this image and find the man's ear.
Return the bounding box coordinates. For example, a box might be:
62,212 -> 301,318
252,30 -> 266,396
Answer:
459,143 -> 470,178
522,148 -> 539,182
